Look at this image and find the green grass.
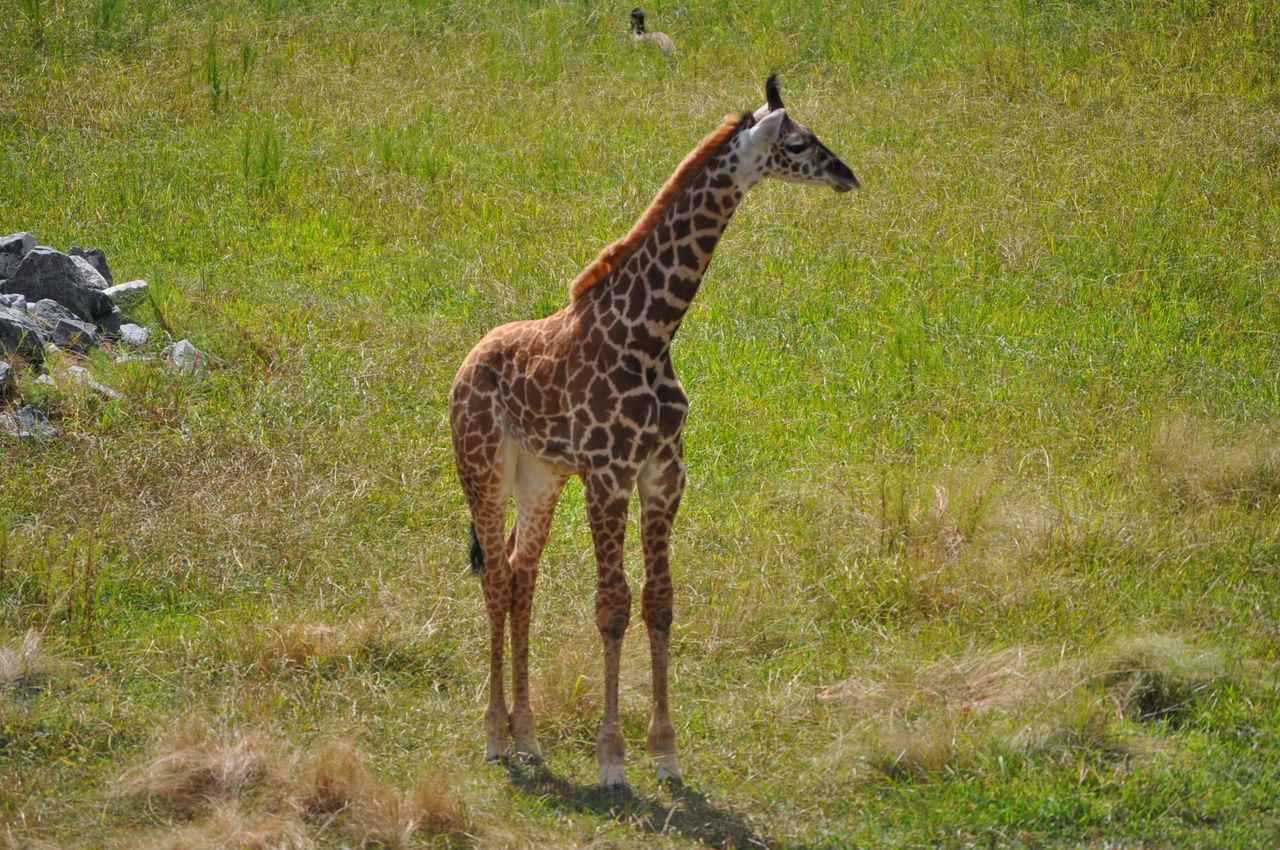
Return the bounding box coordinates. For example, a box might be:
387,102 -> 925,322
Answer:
2,0 -> 1279,846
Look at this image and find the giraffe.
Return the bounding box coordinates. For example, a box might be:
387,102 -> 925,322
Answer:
449,74 -> 858,789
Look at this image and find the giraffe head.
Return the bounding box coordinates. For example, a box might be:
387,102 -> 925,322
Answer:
741,73 -> 860,193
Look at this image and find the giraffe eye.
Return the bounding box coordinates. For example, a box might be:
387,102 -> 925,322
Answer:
784,140 -> 811,154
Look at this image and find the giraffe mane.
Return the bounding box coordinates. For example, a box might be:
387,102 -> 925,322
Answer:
570,112 -> 753,300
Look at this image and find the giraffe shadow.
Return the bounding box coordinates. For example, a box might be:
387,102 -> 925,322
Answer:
502,760 -> 822,850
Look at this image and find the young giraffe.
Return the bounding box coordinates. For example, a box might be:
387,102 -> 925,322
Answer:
450,74 -> 858,788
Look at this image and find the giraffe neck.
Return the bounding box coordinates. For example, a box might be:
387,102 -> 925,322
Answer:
591,141 -> 752,362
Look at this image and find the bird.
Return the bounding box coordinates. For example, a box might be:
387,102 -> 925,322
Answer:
630,8 -> 678,55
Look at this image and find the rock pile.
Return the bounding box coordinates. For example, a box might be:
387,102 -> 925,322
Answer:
0,231 -> 204,440
0,232 -> 148,357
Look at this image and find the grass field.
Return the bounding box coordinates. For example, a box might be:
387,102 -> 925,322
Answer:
2,0 -> 1280,846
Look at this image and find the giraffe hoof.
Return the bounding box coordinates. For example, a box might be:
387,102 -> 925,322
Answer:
513,750 -> 542,766
598,763 -> 627,789
654,755 -> 682,785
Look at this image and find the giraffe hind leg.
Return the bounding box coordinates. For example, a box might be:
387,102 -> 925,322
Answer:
468,522 -> 484,574
507,453 -> 568,763
639,454 -> 685,784
456,429 -> 519,761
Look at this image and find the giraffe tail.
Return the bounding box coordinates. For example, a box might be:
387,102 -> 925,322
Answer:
467,522 -> 484,574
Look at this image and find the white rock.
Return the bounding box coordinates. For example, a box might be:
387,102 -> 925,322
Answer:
103,279 -> 148,310
119,323 -> 149,348
161,339 -> 203,373
66,365 -> 124,400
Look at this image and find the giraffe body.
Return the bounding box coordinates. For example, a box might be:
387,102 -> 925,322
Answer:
450,75 -> 857,788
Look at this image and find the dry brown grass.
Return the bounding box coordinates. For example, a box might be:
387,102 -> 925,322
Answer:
872,470 -> 999,562
530,629 -> 606,741
819,645 -> 1053,718
294,737 -> 386,822
0,629 -> 68,690
400,771 -> 469,837
118,718 -> 285,811
1095,633 -> 1229,723
246,609 -> 422,672
822,633 -> 1237,780
820,645 -> 1132,779
140,803 -> 313,850
1145,415 -> 1280,508
295,738 -> 470,847
121,720 -> 473,848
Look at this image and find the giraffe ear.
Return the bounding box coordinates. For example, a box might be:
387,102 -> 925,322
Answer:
745,108 -> 786,151
765,73 -> 784,111
754,73 -> 784,118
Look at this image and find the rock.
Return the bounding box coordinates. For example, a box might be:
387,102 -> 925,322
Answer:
29,298 -> 78,328
0,405 -> 57,440
70,254 -> 109,290
50,318 -> 99,353
0,293 -> 27,312
161,339 -> 203,372
34,373 -> 55,386
1,248 -> 115,322
0,361 -> 13,401
69,247 -> 113,286
96,306 -> 124,338
103,279 -> 148,313
119,323 -> 149,348
0,305 -> 46,359
66,365 -> 124,401
0,232 -> 36,279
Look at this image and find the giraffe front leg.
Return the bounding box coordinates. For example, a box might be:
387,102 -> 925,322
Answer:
584,471 -> 634,789
639,454 -> 685,784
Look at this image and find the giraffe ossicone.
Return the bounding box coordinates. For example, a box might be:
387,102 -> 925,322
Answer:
449,74 -> 858,789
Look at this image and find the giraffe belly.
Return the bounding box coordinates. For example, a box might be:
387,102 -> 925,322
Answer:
507,419 -> 578,475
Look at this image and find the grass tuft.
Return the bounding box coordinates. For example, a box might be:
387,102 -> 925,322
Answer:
400,769 -> 469,837
140,803 -> 313,850
248,614 -> 418,672
0,628 -> 68,691
875,471 -> 1000,562
118,717 -> 284,811
295,738 -> 471,846
823,645 -> 1136,779
1095,633 -> 1231,724
531,632 -> 604,742
294,737 -> 388,823
123,725 -> 474,847
1146,415 -> 1280,508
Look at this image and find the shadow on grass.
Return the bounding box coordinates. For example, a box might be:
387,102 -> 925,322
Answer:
503,759 -> 820,849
